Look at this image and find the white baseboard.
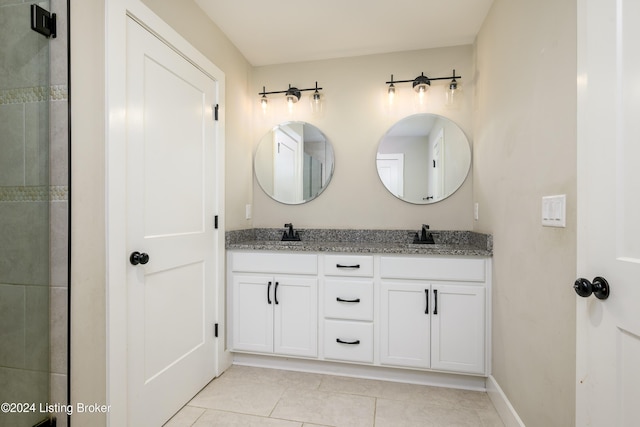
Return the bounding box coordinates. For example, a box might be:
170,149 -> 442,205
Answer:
486,375 -> 526,427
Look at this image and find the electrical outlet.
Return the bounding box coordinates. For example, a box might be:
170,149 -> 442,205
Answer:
474,202 -> 479,221
245,204 -> 252,220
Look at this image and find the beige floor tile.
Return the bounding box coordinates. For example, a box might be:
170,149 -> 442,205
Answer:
319,374 -> 495,412
178,366 -> 504,427
318,375 -> 387,398
375,398 -> 483,427
271,388 -> 375,427
188,376 -> 286,416
164,406 -> 205,426
477,407 -> 506,427
222,365 -> 323,390
192,409 -> 302,426
377,380 -> 494,411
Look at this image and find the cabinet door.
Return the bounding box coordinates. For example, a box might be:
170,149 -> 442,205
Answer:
380,282 -> 430,368
431,284 -> 485,374
273,276 -> 318,357
231,275 -> 274,353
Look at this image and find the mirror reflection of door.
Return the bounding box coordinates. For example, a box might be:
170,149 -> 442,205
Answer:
376,113 -> 470,204
430,129 -> 445,200
273,124 -> 303,202
376,153 -> 404,197
255,121 -> 335,204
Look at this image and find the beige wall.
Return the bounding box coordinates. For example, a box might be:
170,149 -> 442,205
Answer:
252,46 -> 475,230
70,0 -> 106,425
473,0 -> 577,426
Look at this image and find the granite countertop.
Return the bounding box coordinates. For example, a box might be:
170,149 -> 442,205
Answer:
226,228 -> 493,257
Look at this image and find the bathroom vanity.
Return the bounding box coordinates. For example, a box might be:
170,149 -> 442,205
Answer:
226,229 -> 492,384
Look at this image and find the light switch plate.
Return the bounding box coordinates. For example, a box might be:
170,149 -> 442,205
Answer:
542,195 -> 566,227
245,204 -> 252,220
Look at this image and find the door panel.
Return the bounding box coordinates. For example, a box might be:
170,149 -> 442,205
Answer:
144,262 -> 204,381
126,17 -> 218,426
577,0 -> 640,425
142,56 -> 205,237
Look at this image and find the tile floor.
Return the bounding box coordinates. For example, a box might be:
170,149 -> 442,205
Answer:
164,365 -> 505,427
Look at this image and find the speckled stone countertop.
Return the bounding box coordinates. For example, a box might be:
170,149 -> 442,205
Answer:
226,228 -> 493,257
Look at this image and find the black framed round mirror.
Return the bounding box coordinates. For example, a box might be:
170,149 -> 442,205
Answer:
255,121 -> 335,204
376,113 -> 471,204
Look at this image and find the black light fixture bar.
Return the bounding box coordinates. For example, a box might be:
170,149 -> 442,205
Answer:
386,70 -> 461,85
259,82 -> 323,97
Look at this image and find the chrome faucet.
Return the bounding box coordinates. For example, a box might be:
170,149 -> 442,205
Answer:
281,223 -> 301,241
413,224 -> 435,244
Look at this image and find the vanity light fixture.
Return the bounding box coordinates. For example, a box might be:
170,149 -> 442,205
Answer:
258,82 -> 323,112
386,69 -> 461,104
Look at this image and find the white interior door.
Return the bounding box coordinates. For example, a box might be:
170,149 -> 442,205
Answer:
431,131 -> 444,199
126,17 -> 218,426
376,154 -> 404,198
577,1 -> 640,425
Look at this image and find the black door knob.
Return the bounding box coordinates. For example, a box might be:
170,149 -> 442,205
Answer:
130,251 -> 150,266
574,276 -> 610,300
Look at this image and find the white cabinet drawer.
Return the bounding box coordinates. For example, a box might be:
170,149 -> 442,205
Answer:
324,279 -> 373,321
380,256 -> 486,282
324,255 -> 374,277
323,320 -> 373,363
231,252 -> 317,275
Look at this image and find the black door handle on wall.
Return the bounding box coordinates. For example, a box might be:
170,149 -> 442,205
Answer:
267,281 -> 272,304
433,289 -> 438,315
574,277 -> 610,300
274,282 -> 279,305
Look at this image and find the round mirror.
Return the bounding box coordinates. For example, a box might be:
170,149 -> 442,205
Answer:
255,121 -> 335,204
376,113 -> 471,204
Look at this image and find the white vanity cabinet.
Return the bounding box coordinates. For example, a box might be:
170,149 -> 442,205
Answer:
228,252 -> 318,358
380,256 -> 489,375
227,249 -> 491,378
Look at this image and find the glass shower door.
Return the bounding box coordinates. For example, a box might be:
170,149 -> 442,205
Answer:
0,1 -> 52,426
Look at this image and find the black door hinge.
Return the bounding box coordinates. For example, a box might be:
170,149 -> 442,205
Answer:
31,5 -> 57,39
214,104 -> 219,121
214,215 -> 219,229
214,323 -> 219,338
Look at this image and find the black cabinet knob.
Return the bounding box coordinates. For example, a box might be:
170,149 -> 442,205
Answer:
574,276 -> 610,300
130,251 -> 149,266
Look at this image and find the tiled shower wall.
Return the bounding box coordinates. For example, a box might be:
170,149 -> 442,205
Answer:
0,0 -> 68,425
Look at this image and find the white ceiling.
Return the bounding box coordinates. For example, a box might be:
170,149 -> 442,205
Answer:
194,0 -> 495,67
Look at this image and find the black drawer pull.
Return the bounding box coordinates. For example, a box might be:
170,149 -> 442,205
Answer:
336,297 -> 361,303
274,281 -> 279,305
336,338 -> 360,345
267,281 -> 272,304
336,264 -> 360,269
